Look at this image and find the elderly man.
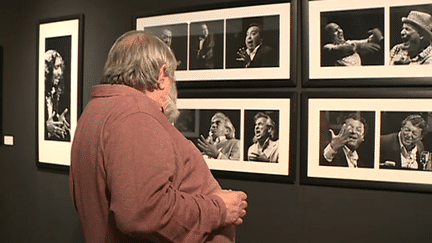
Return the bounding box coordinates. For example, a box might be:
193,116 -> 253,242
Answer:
390,10 -> 432,65
70,31 -> 247,243
322,22 -> 383,66
380,114 -> 428,170
197,112 -> 240,160
247,112 -> 279,163
321,113 -> 373,168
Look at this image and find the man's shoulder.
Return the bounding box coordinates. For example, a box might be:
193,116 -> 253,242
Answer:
226,138 -> 240,146
380,133 -> 400,153
390,43 -> 404,53
268,139 -> 279,149
381,132 -> 398,141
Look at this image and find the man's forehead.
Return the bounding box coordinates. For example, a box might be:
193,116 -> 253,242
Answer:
346,118 -> 363,126
247,26 -> 260,33
256,117 -> 267,123
162,29 -> 172,36
212,117 -> 223,122
403,121 -> 422,130
402,23 -> 416,30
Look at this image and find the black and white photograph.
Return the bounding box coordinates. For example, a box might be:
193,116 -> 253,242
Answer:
226,15 -> 280,69
143,24 -> 188,70
135,2 -> 290,82
380,112 -> 432,171
302,91 -> 432,193
319,111 -> 375,168
189,20 -> 224,70
37,15 -> 83,167
44,36 -> 72,142
320,8 -> 384,67
389,4 -> 432,66
244,110 -> 280,163
306,0 -> 432,83
176,98 -> 292,179
176,109 -> 242,161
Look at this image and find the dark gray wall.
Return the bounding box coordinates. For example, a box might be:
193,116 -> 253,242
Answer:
1,0 -> 432,242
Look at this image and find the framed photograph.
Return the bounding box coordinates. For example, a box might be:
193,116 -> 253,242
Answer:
303,0 -> 432,86
135,1 -> 294,87
36,14 -> 84,168
176,89 -> 296,183
301,90 -> 432,193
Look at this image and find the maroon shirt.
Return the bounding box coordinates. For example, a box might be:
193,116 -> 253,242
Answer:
70,84 -> 234,242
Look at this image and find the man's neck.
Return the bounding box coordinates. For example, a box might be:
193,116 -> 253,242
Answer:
211,135 -> 227,144
408,42 -> 429,58
145,90 -> 165,112
257,137 -> 270,148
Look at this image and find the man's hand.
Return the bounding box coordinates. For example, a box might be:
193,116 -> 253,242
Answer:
46,111 -> 65,138
59,108 -> 70,129
197,135 -> 220,158
248,152 -> 270,162
213,189 -> 248,226
367,28 -> 383,44
236,47 -> 251,67
329,124 -> 352,151
380,161 -> 396,168
392,55 -> 411,65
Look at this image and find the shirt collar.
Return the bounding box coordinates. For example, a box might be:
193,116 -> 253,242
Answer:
343,146 -> 359,168
416,45 -> 432,61
213,136 -> 227,144
91,84 -> 163,115
246,44 -> 262,60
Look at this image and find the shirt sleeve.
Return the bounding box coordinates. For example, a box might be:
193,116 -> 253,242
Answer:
218,140 -> 240,160
323,144 -> 337,162
103,112 -> 227,242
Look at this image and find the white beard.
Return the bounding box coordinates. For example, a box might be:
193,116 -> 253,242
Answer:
163,81 -> 180,124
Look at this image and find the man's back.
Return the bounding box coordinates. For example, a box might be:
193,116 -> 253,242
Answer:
70,84 -> 233,242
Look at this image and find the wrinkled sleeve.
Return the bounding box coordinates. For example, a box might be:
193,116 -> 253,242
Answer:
103,112 -> 227,242
218,140 -> 240,161
323,43 -> 356,60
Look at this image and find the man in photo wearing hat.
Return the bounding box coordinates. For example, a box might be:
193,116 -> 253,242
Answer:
390,10 -> 432,65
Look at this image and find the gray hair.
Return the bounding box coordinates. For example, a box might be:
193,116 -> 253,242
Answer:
100,30 -> 177,91
212,112 -> 236,139
254,112 -> 276,139
401,114 -> 428,136
45,49 -> 65,95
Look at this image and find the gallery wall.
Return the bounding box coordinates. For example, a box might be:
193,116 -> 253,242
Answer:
1,0 -> 432,242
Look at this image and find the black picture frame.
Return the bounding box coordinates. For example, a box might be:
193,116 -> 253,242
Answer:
301,90 -> 432,193
133,0 -> 297,89
302,0 -> 432,87
36,14 -> 84,169
177,88 -> 297,183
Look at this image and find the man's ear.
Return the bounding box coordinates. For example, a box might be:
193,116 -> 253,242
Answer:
224,128 -> 230,136
157,65 -> 168,89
